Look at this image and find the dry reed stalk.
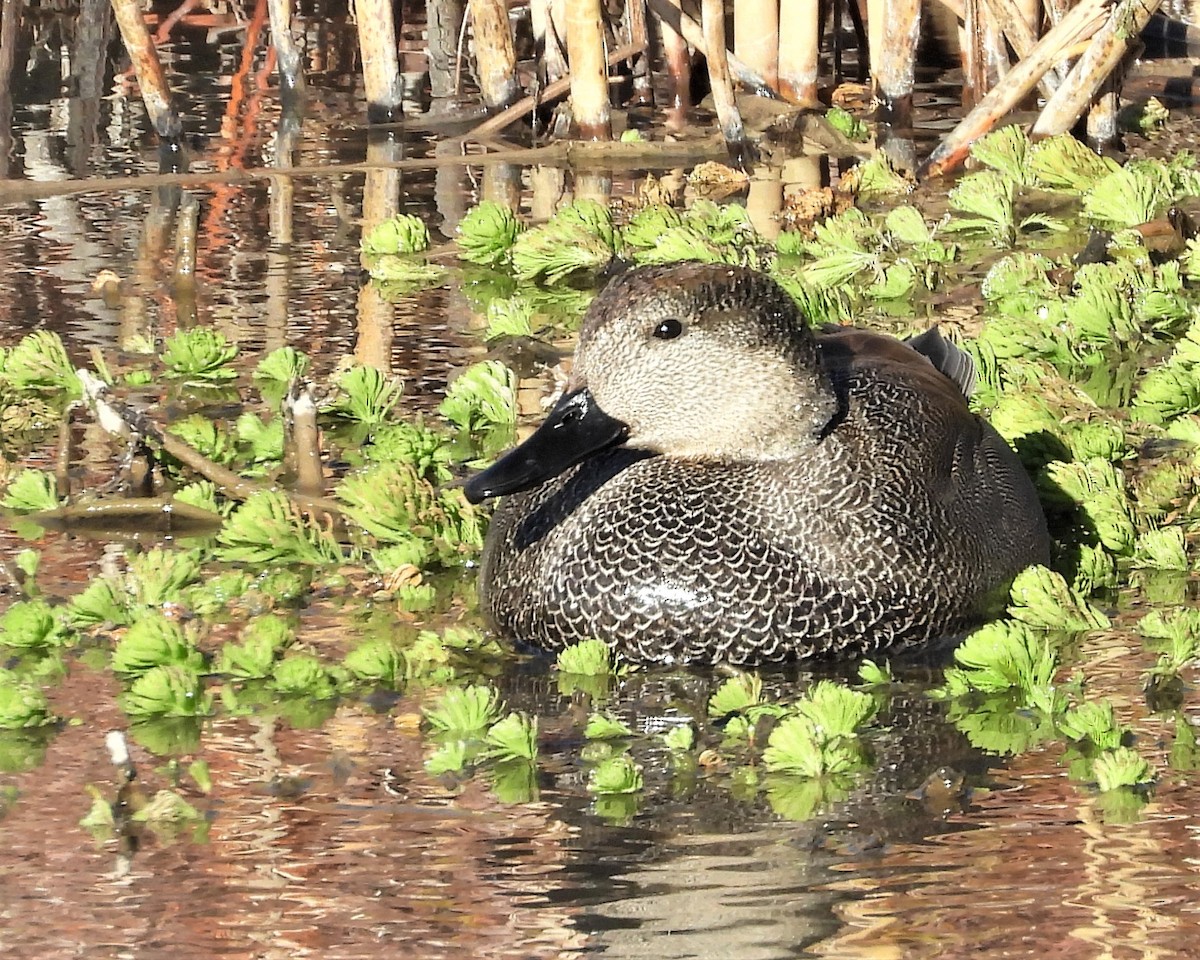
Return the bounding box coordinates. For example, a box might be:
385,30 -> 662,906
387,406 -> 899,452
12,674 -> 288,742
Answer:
466,40 -> 644,138
357,0 -> 403,120
1086,78 -> 1118,145
1032,0 -> 1165,136
531,0 -> 568,84
427,0 -> 466,100
701,0 -> 748,156
866,0 -> 884,83
266,0 -> 305,100
647,0 -> 773,93
979,0 -> 1059,97
110,0 -> 181,138
469,0 -> 520,109
661,15 -> 691,118
735,0 -> 779,88
874,0 -> 922,125
919,0 -> 1108,178
778,2 -> 819,105
565,0 -> 611,139
625,0 -> 654,104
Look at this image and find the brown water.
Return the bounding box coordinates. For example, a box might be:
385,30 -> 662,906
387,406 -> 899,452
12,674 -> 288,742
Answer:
6,5 -> 1200,959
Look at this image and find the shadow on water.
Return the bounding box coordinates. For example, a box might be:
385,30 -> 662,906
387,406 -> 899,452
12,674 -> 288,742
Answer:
5,2 -> 1200,959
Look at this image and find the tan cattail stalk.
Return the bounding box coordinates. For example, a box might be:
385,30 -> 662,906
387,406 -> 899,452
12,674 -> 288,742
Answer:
110,0 -> 181,138
778,2 -> 820,106
357,0 -> 403,120
565,0 -> 611,139
469,0 -> 520,109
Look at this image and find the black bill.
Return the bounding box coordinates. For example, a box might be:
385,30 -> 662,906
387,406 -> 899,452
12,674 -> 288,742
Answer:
464,388 -> 628,503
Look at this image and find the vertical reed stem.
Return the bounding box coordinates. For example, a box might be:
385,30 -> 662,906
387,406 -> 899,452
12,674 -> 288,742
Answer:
778,1 -> 819,106
565,0 -> 611,139
356,0 -> 403,120
267,0 -> 305,101
110,0 -> 181,138
469,0 -> 520,109
427,0 -> 465,101
660,15 -> 691,122
735,0 -> 779,89
702,0 -> 748,159
625,0 -> 653,105
875,0 -> 922,125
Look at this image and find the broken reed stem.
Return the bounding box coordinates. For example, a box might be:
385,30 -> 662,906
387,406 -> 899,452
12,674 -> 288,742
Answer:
978,0 -> 1058,98
466,40 -> 644,139
660,14 -> 691,117
469,0 -> 520,109
284,385 -> 324,498
110,0 -> 181,139
565,0 -> 611,139
357,0 -> 404,121
919,0 -> 1109,178
530,0 -> 568,85
266,0 -> 305,100
427,0 -> 466,100
76,369 -> 345,517
1032,0 -> 1165,136
701,0 -> 748,154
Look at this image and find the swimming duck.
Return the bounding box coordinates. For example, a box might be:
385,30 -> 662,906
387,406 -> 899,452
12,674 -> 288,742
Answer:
465,263 -> 1050,665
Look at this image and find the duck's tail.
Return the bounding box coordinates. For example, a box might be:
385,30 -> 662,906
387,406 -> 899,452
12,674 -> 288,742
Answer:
905,327 -> 977,400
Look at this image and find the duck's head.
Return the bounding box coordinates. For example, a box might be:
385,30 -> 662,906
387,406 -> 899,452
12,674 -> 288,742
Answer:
464,263 -> 837,503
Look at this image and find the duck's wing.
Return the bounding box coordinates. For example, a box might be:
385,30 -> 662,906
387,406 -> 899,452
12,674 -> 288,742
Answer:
903,327 -> 976,399
816,327 -> 975,406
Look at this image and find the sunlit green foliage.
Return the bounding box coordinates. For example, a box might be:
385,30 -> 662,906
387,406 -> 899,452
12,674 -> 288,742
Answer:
424,684 -> 503,736
1092,747 -> 1155,792
588,754 -> 643,795
326,365 -> 404,424
825,106 -> 869,142
112,614 -> 203,676
0,331 -> 81,395
854,152 -> 913,199
162,328 -> 238,383
511,199 -> 618,283
343,638 -> 404,686
484,712 -> 538,761
0,678 -> 55,729
254,345 -> 310,384
438,360 -> 517,432
362,214 -> 430,257
457,201 -> 522,266
0,469 -> 59,513
939,621 -> 1060,715
118,665 -> 213,718
585,713 -> 632,739
556,639 -> 613,677
218,616 -> 293,679
270,654 -> 336,699
1006,565 -> 1109,632
0,600 -> 69,650
215,491 -> 344,566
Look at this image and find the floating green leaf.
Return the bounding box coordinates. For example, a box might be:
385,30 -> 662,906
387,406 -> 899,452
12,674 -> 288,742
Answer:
456,201 -> 522,266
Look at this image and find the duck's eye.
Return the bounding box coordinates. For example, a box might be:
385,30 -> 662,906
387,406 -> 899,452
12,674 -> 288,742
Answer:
653,318 -> 684,340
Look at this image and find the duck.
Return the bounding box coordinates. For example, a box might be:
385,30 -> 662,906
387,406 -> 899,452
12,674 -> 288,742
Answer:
464,262 -> 1050,665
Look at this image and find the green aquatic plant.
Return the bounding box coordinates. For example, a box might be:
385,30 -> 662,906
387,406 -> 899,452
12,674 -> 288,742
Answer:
438,360 -> 517,433
1040,459 -> 1137,555
585,713 -> 632,739
943,171 -> 1063,245
216,491 -> 343,566
1028,134 -> 1121,192
1082,161 -> 1175,228
424,684 -> 503,737
939,621 -> 1060,714
795,680 -> 878,740
118,665 -> 213,718
270,654 -> 336,699
761,714 -> 867,777
555,638 -> 613,677
661,723 -> 695,752
0,679 -> 55,729
253,345 -> 310,384
162,327 -> 238,383
1131,527 -> 1189,571
708,672 -> 764,718
970,125 -> 1036,186
621,204 -> 684,252
235,412 -> 284,468
491,759 -> 538,804
456,201 -> 522,266
587,754 -> 644,795
68,578 -> 129,628
854,152 -> 913,199
825,106 -> 869,142
1092,747 -> 1155,792
483,295 -> 536,340
217,616 -> 293,679
483,712 -> 538,762
111,614 -> 203,676
0,331 -> 81,395
0,469 -> 59,513
425,740 -> 469,775
173,481 -> 220,516
1058,700 -> 1124,750
1006,565 -> 1109,632
168,416 -> 236,466
130,788 -> 203,826
364,421 -> 454,481
326,364 -> 405,424
0,600 -> 69,650
126,547 -> 203,608
510,199 -> 618,283
362,214 -> 430,257
342,638 -> 404,685
857,659 -> 892,686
